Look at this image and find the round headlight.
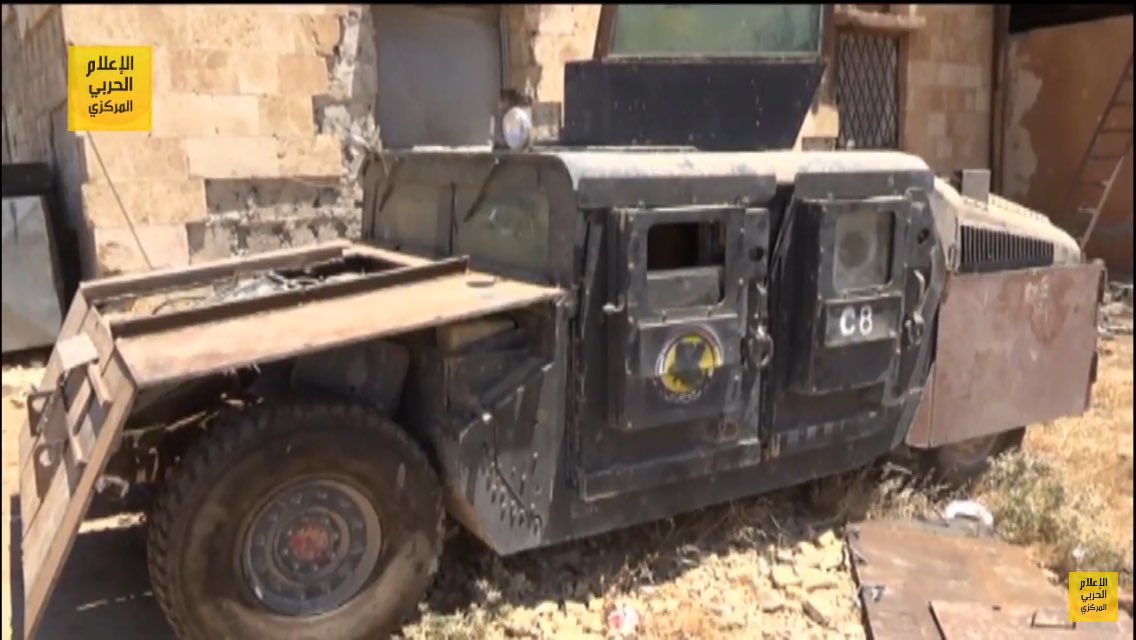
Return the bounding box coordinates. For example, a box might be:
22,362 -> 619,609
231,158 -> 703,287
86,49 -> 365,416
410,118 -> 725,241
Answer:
502,106 -> 533,151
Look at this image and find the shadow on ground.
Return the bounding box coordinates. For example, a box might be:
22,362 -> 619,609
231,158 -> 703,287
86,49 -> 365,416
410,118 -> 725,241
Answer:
9,497 -> 172,640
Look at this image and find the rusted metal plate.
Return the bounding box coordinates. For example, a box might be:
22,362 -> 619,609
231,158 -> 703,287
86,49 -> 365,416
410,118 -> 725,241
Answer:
920,263 -> 1104,447
848,519 -> 1129,640
116,270 -> 563,387
930,600 -> 1131,639
19,353 -> 137,640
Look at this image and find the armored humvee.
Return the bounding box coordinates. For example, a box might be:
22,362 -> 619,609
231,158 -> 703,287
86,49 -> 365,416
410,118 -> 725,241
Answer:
16,6 -> 1104,639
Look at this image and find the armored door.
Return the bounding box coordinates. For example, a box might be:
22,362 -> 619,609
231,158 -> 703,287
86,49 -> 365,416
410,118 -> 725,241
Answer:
579,205 -> 771,500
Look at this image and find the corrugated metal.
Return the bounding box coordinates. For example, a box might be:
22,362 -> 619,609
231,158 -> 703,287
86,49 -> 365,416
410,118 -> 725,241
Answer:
2,195 -> 64,352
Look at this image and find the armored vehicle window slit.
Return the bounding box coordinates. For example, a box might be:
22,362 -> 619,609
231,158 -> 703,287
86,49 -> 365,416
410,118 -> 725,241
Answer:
645,221 -> 725,310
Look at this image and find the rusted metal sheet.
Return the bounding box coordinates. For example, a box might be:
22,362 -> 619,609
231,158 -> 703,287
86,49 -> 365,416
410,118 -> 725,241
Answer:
19,344 -> 136,640
906,363 -> 936,446
18,243 -> 562,638
909,262 -> 1104,448
116,269 -> 562,386
849,519 -> 1134,640
930,600 -> 1130,639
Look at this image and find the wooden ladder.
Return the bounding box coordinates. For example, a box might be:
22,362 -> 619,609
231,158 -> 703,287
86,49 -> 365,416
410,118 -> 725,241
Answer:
1065,52 -> 1133,251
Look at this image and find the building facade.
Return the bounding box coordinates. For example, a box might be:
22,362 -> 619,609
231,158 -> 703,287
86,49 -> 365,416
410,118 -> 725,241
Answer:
1,4 -> 1128,277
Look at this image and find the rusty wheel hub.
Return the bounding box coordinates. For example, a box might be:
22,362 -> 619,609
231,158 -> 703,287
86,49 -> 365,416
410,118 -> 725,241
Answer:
240,478 -> 382,617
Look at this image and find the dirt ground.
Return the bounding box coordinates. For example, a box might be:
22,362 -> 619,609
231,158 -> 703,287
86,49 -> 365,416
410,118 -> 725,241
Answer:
1,335 -> 1132,639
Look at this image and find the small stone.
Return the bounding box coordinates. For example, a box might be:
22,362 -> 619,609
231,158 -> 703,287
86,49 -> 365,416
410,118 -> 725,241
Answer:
534,600 -> 559,617
565,601 -> 587,617
803,594 -> 839,628
797,547 -> 825,569
775,547 -> 796,564
581,611 -> 604,633
816,530 -> 840,549
758,590 -> 789,612
819,544 -> 845,571
771,565 -> 801,588
587,596 -> 605,612
800,568 -> 839,592
840,621 -> 868,638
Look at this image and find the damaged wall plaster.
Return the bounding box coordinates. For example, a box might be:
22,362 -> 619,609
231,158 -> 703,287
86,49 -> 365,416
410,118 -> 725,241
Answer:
195,6 -> 378,261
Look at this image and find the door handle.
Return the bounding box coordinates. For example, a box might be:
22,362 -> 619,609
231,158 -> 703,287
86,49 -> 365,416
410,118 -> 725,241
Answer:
603,295 -> 626,316
746,324 -> 774,370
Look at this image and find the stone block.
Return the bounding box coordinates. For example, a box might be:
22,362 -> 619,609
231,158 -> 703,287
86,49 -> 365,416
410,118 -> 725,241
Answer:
537,5 -> 600,37
297,14 -> 342,56
92,223 -> 190,276
258,95 -> 315,137
169,49 -> 240,93
926,112 -> 947,138
133,6 -> 193,48
277,135 -> 342,176
82,179 -> 206,227
152,47 -> 174,92
62,5 -> 146,45
974,88 -> 991,113
82,135 -> 188,183
236,54 -> 280,94
151,92 -> 217,137
184,6 -> 266,50
277,54 -> 329,95
212,95 -> 261,136
185,136 -> 280,178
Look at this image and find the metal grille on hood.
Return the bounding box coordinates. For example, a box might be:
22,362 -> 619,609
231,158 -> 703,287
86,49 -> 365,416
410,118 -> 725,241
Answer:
959,225 -> 1055,274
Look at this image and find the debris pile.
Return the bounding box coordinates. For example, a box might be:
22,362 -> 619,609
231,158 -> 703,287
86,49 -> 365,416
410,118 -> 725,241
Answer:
1100,281 -> 1134,339
402,526 -> 866,639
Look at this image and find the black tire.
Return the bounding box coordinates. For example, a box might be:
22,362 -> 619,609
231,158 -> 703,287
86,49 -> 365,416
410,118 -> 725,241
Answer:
927,427 -> 1026,487
147,400 -> 444,640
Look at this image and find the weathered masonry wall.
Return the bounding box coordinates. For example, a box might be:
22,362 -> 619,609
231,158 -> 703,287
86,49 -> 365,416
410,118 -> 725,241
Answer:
1001,15 -> 1133,273
59,5 -> 375,276
6,4 -> 608,277
901,5 -> 995,175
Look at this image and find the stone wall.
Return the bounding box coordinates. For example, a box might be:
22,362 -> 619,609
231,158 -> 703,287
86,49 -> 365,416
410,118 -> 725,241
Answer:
901,5 -> 995,175
56,4 -> 375,276
503,5 -> 602,106
50,3 -> 604,276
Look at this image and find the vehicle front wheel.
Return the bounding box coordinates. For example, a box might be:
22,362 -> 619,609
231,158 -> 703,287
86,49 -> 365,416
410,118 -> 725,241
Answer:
147,400 -> 444,640
926,427 -> 1026,487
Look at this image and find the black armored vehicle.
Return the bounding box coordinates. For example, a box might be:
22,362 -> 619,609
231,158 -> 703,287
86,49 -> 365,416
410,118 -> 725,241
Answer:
16,5 -> 1104,639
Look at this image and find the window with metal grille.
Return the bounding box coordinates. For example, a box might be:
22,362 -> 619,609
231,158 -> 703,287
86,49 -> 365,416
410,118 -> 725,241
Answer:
835,30 -> 900,150
958,225 -> 1056,274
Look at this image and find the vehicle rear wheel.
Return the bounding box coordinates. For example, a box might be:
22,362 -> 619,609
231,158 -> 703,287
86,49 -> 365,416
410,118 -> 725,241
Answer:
927,427 -> 1026,487
147,400 -> 444,640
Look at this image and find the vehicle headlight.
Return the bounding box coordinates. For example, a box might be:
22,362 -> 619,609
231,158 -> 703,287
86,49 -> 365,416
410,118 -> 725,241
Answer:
833,210 -> 894,291
502,106 -> 533,151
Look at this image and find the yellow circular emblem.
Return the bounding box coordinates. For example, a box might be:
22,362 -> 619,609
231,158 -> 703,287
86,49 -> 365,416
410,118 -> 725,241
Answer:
656,331 -> 723,401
